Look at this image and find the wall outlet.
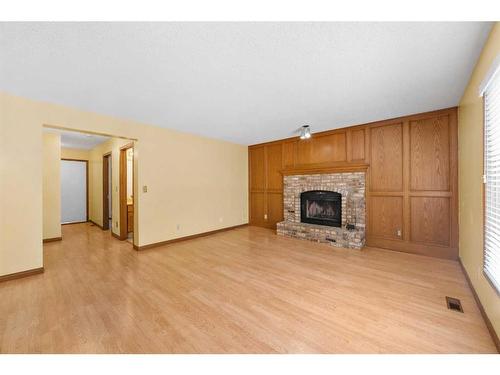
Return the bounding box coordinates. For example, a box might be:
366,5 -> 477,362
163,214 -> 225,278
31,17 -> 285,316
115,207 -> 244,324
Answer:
176,224 -> 180,231
143,185 -> 148,193
396,229 -> 402,237
264,214 -> 268,220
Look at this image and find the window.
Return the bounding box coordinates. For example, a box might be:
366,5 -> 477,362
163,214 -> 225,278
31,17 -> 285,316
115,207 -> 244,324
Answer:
483,59 -> 500,293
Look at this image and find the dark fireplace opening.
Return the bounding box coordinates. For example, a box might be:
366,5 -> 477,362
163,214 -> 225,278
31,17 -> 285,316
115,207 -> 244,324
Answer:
300,190 -> 341,227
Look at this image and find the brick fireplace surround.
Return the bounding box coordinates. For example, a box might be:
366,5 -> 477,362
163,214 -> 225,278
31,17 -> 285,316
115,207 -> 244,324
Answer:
277,171 -> 366,249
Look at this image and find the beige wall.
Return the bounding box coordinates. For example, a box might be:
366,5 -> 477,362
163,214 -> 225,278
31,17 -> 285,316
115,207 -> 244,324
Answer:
42,133 -> 62,240
459,22 -> 500,337
61,147 -> 90,160
0,92 -> 248,276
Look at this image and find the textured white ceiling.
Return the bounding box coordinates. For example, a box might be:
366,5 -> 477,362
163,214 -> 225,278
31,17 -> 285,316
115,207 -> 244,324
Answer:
0,22 -> 493,145
43,127 -> 110,150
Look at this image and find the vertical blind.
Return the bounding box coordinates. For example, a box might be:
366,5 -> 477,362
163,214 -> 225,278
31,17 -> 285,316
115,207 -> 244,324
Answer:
484,67 -> 500,293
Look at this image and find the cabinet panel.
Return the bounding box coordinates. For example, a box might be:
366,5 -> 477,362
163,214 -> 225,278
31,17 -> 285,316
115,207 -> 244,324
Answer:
410,115 -> 450,191
249,146 -> 266,191
410,197 -> 450,246
296,132 -> 347,165
283,141 -> 296,168
266,143 -> 283,191
351,129 -> 365,161
267,192 -> 283,229
370,123 -> 403,192
369,196 -> 403,240
250,192 -> 266,225
311,132 -> 347,163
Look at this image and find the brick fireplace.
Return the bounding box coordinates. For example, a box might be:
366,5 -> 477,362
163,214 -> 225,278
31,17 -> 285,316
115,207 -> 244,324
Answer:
277,171 -> 366,249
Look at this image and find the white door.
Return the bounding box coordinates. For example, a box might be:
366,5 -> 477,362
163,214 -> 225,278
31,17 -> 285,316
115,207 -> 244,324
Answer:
61,160 -> 87,223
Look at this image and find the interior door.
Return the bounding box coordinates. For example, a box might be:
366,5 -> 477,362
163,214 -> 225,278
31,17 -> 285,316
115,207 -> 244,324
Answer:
61,160 -> 87,224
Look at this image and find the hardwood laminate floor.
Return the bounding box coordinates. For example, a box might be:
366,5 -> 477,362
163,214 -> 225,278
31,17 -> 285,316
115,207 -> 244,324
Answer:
0,223 -> 496,353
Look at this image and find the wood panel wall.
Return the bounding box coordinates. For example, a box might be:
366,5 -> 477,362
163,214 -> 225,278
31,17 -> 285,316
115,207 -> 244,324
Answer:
248,107 -> 458,259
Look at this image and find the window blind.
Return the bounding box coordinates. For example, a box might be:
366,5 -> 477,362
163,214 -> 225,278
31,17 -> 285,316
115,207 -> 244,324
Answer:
484,67 -> 500,293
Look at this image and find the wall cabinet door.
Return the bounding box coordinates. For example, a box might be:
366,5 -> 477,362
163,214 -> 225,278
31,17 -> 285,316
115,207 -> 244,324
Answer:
249,144 -> 283,229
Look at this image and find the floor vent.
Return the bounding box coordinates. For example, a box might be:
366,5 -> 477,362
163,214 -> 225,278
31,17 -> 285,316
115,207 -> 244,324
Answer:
446,296 -> 464,313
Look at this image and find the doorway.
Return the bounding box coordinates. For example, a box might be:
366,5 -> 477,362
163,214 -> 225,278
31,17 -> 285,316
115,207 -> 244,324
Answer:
119,143 -> 134,242
102,153 -> 112,230
61,159 -> 88,224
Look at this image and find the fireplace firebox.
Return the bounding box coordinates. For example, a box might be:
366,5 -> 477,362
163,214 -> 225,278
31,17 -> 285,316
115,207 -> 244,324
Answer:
300,190 -> 341,227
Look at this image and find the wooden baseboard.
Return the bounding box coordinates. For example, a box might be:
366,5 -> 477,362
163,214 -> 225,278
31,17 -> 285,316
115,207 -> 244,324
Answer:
43,236 -> 62,243
458,257 -> 500,353
0,267 -> 44,283
134,224 -> 249,251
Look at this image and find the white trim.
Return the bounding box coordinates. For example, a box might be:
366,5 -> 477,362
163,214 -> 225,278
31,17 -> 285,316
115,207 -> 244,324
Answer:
479,53 -> 500,96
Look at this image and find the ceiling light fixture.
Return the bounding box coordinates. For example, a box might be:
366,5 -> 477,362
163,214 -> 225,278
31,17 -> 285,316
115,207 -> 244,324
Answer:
300,125 -> 311,140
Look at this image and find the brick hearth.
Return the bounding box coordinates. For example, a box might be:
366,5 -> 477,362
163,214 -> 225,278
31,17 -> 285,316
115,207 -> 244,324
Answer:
277,172 -> 366,249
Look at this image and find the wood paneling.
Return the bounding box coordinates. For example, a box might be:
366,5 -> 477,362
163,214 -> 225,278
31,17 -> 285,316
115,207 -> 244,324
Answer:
370,123 -> 403,192
296,132 -> 347,165
267,192 -> 284,227
249,143 -> 283,228
248,107 -> 458,259
410,197 -> 450,246
249,146 -> 266,191
410,115 -> 450,191
266,143 -> 283,191
350,129 -> 365,161
249,146 -> 266,190
283,141 -> 296,168
312,132 -> 347,163
250,192 -> 266,225
369,196 -> 404,240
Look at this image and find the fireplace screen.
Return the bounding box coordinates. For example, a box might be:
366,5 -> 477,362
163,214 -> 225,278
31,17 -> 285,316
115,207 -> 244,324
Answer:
300,190 -> 341,227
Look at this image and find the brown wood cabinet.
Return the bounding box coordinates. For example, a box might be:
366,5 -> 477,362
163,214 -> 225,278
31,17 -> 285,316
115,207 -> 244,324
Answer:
127,204 -> 134,233
248,107 -> 458,259
249,143 -> 284,229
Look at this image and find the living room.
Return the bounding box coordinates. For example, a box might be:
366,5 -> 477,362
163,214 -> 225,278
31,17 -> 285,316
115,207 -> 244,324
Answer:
0,1 -> 499,373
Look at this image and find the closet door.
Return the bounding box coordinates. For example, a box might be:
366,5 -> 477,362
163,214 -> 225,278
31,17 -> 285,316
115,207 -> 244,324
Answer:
61,160 -> 87,224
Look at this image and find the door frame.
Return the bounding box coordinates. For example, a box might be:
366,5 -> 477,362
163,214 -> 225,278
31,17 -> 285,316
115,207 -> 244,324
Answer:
61,158 -> 89,224
102,152 -> 112,231
119,143 -> 134,241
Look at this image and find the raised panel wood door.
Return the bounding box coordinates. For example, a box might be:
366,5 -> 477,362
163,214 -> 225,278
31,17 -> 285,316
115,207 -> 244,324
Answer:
410,115 -> 450,191
296,132 -> 347,165
249,146 -> 266,191
350,129 -> 366,161
266,143 -> 283,191
250,192 -> 266,226
370,123 -> 403,192
410,197 -> 450,246
249,144 -> 283,228
369,196 -> 403,240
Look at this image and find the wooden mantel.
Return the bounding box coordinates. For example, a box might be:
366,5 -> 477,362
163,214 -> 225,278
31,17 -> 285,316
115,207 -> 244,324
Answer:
280,163 -> 369,176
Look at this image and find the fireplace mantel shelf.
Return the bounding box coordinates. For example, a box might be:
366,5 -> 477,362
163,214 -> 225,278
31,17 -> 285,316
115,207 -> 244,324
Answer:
280,163 -> 369,176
